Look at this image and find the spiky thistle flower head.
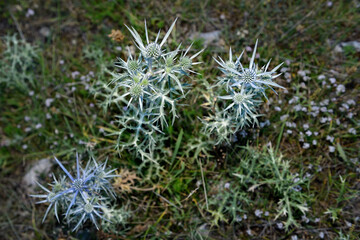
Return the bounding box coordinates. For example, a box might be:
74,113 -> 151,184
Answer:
125,19 -> 178,60
202,40 -> 285,144
31,153 -> 118,231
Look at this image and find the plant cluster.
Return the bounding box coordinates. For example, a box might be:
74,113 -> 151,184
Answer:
32,19 -> 297,234
0,34 -> 38,92
201,40 -> 284,144
94,19 -> 202,162
31,154 -> 119,231
209,146 -> 310,229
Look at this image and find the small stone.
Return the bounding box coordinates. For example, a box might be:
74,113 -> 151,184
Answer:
22,158 -> 53,191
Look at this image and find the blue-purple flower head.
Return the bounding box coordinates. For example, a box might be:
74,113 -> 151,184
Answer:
31,153 -> 118,231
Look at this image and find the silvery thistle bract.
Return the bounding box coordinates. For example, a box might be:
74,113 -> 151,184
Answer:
31,153 -> 118,231
202,40 -> 284,144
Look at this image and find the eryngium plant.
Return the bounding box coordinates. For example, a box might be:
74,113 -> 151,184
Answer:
95,19 -> 202,159
208,146 -> 309,230
31,153 -> 118,231
0,34 -> 38,92
201,40 -> 284,144
233,146 -> 309,230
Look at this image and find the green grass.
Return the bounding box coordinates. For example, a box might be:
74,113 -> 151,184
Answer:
0,0 -> 359,239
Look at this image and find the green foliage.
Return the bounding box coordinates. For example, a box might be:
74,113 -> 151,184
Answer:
0,34 -> 39,92
201,41 -> 284,144
101,204 -> 131,235
208,146 -> 310,230
235,146 -> 309,229
1,0 -> 359,239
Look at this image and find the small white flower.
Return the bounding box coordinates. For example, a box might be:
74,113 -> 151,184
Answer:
297,70 -> 306,77
312,140 -> 317,145
336,84 -> 345,94
293,105 -> 302,111
329,146 -> 335,153
320,107 -> 327,112
347,99 -> 355,105
320,117 -> 327,123
326,135 -> 334,142
345,221 -> 352,227
280,114 -> 288,121
317,74 -> 326,80
303,143 -> 310,149
71,71 -> 80,79
319,232 -> 324,239
303,123 -> 309,130
348,128 -> 356,135
255,209 -> 263,217
22,144 -> 28,149
329,77 -> 336,84
305,130 -> 312,136
276,222 -> 284,229
25,9 -> 35,18
45,98 -> 54,107
35,123 -> 42,129
302,215 -> 309,223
